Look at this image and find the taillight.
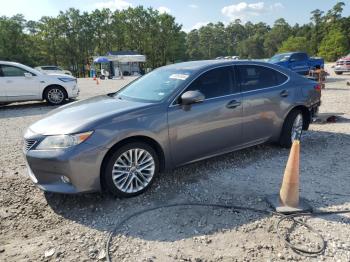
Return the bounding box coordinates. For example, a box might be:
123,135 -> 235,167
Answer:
314,84 -> 321,91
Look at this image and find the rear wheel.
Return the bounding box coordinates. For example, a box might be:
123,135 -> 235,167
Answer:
44,86 -> 67,105
335,72 -> 343,75
279,110 -> 303,148
102,142 -> 159,197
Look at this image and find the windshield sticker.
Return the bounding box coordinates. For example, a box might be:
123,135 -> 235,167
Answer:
169,74 -> 189,81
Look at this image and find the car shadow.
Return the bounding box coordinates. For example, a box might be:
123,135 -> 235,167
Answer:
44,129 -> 350,244
0,100 -> 75,118
325,77 -> 348,83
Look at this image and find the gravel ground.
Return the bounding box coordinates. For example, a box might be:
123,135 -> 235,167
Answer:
0,65 -> 349,262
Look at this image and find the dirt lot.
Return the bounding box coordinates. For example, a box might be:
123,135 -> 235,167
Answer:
1,65 -> 349,262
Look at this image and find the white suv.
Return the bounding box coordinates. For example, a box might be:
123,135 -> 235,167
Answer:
35,66 -> 72,76
0,61 -> 79,105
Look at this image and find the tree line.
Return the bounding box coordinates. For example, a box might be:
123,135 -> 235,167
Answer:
0,2 -> 349,76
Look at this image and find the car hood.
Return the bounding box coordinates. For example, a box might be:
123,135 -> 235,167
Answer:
28,95 -> 152,135
43,73 -> 75,78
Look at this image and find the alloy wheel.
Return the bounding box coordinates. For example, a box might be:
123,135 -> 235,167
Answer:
112,148 -> 155,193
47,88 -> 64,104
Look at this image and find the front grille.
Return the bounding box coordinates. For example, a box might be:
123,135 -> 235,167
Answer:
24,139 -> 37,152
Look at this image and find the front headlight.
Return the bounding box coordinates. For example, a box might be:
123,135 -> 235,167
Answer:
58,77 -> 76,82
36,131 -> 93,150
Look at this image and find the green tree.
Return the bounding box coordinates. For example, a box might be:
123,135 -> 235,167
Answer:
264,18 -> 291,57
0,2 -> 349,73
0,15 -> 31,63
318,28 -> 348,61
278,36 -> 312,54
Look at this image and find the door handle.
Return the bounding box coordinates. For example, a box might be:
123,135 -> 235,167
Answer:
280,90 -> 289,97
226,100 -> 241,109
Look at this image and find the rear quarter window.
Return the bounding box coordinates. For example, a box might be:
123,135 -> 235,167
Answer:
237,65 -> 288,92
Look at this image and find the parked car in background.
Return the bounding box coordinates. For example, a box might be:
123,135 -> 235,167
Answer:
23,60 -> 321,197
269,52 -> 324,75
0,61 -> 79,105
35,65 -> 72,76
334,54 -> 350,75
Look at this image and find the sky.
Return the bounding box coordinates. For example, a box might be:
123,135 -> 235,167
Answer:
0,0 -> 349,32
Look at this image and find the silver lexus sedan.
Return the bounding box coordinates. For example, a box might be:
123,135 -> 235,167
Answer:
23,60 -> 321,197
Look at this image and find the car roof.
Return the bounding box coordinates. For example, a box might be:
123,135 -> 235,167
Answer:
0,61 -> 25,66
162,59 -> 286,72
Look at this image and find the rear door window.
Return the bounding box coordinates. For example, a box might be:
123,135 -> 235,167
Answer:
237,65 -> 288,92
185,66 -> 236,99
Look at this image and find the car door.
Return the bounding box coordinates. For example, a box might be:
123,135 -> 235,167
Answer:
168,66 -> 243,166
289,53 -> 309,75
236,64 -> 291,145
0,65 -> 8,102
1,64 -> 40,102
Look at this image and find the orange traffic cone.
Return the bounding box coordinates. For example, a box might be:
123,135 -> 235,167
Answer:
266,140 -> 312,214
279,140 -> 300,207
93,75 -> 96,81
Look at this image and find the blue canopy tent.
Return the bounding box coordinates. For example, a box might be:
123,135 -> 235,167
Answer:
93,57 -> 110,78
94,57 -> 109,63
93,51 -> 146,78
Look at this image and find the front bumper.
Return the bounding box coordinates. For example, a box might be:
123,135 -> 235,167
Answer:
24,138 -> 107,194
69,85 -> 80,98
65,82 -> 80,99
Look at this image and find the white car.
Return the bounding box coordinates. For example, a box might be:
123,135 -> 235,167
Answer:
0,61 -> 79,105
35,65 -> 72,76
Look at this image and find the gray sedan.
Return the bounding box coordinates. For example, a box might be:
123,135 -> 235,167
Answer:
23,60 -> 321,197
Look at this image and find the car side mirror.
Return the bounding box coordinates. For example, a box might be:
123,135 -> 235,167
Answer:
181,90 -> 205,105
24,73 -> 32,78
289,58 -> 296,62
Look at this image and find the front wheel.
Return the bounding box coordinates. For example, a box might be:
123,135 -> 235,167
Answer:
102,142 -> 159,197
44,86 -> 67,105
335,71 -> 343,75
279,110 -> 304,148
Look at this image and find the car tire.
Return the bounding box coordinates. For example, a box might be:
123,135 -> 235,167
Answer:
279,109 -> 303,148
44,86 -> 67,105
102,142 -> 159,198
335,72 -> 343,75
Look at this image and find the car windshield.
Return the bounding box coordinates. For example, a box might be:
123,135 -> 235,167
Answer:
19,64 -> 42,75
269,54 -> 290,63
116,68 -> 193,102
